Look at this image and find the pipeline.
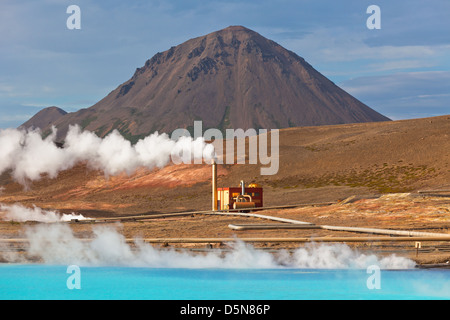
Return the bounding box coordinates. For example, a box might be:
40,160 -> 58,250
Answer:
418,189 -> 450,193
136,236 -> 450,243
212,160 -> 218,211
229,223 -> 450,238
88,202 -> 335,223
2,236 -> 450,244
76,201 -> 450,239
320,225 -> 450,238
229,224 -> 322,230
223,212 -> 450,238
204,211 -> 314,225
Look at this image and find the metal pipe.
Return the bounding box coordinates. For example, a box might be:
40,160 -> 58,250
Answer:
212,160 -> 218,211
229,222 -> 450,238
418,190 -> 450,193
82,202 -> 335,223
2,236 -> 450,244
320,225 -> 450,238
234,194 -> 252,202
240,180 -> 245,196
204,211 -> 314,225
135,236 -> 450,243
216,209 -> 450,239
229,224 -> 322,230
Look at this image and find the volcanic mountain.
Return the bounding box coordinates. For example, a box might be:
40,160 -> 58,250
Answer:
26,26 -> 389,141
20,106 -> 67,131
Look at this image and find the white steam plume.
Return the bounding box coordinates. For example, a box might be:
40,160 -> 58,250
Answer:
0,125 -> 215,184
4,223 -> 416,269
0,203 -> 89,223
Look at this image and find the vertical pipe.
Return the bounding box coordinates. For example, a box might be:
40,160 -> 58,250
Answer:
240,180 -> 245,196
212,160 -> 218,211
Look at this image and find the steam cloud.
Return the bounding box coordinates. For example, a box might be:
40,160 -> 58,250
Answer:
0,125 -> 417,269
1,223 -> 416,269
0,125 -> 213,220
0,203 -> 89,223
0,125 -> 215,184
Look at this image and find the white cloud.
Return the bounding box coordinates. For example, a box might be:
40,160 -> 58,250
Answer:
340,71 -> 450,119
341,71 -> 450,96
281,27 -> 449,75
366,60 -> 436,72
0,114 -> 33,123
0,84 -> 15,94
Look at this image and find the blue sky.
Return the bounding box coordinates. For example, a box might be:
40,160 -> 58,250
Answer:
0,0 -> 449,128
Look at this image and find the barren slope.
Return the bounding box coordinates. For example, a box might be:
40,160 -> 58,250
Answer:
1,115 -> 448,216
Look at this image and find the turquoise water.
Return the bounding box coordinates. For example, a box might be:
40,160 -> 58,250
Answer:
0,265 -> 449,300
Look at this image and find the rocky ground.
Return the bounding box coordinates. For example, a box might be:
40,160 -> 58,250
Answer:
1,192 -> 449,267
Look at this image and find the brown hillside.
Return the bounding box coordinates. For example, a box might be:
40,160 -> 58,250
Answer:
2,115 -> 448,216
19,106 -> 67,131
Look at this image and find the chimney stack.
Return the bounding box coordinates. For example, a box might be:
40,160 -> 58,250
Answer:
212,160 -> 218,211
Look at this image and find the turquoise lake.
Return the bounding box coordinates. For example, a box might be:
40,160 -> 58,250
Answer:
0,264 -> 449,300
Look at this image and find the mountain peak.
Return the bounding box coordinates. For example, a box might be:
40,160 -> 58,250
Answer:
222,25 -> 250,31
20,106 -> 67,131
218,25 -> 255,34
25,27 -> 389,142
